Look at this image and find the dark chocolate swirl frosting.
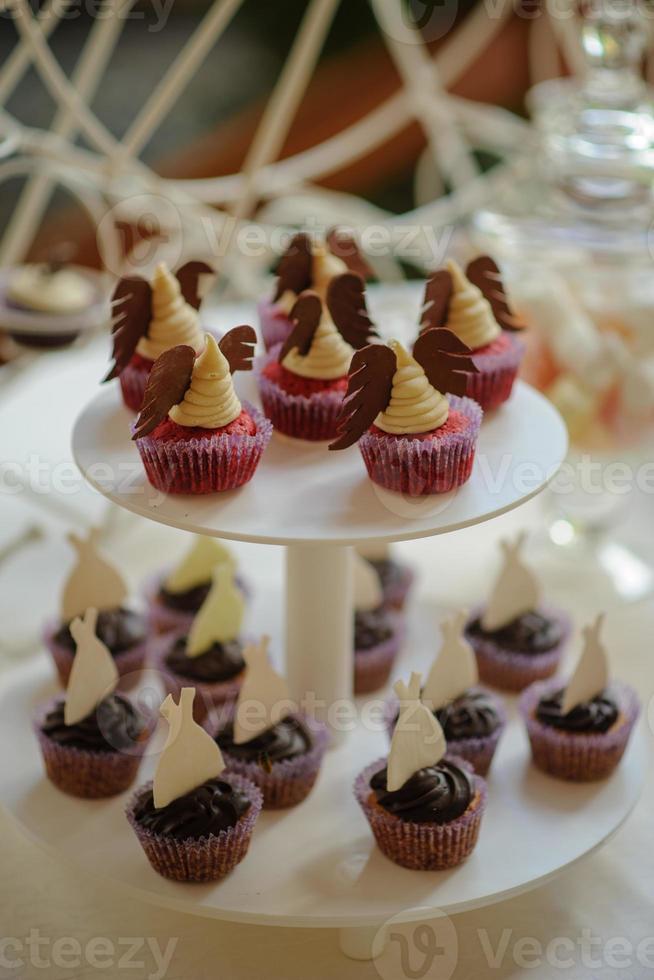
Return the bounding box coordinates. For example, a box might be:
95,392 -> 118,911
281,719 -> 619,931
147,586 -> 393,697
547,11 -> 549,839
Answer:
466,610 -> 563,655
134,778 -> 251,839
536,687 -> 618,734
355,608 -> 394,651
41,694 -> 146,753
54,608 -> 146,655
165,637 -> 245,683
370,760 -> 473,824
215,716 -> 312,766
435,688 -> 500,740
158,581 -> 211,613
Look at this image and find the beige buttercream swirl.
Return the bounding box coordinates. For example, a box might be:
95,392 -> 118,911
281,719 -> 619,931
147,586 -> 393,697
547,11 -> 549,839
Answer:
282,312 -> 353,380
7,265 -> 94,313
136,262 -> 204,360
168,334 -> 241,429
275,244 -> 348,314
375,341 -> 449,435
444,259 -> 500,351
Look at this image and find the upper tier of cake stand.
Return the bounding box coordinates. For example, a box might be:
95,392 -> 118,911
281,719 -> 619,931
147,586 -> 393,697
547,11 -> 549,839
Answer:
71,378 -> 567,546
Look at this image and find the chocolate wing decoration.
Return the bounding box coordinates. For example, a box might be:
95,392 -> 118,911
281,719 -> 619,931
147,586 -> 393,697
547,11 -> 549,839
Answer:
103,276 -> 152,382
273,232 -> 312,301
413,328 -> 478,397
326,273 -> 378,350
132,345 -> 195,440
176,261 -> 215,310
326,227 -> 373,280
419,269 -> 452,335
279,291 -> 322,361
466,256 -> 526,332
329,344 -> 396,451
218,325 -> 257,372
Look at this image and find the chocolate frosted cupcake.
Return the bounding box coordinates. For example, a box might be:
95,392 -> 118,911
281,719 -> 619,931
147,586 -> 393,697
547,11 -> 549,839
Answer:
520,615 -> 640,781
465,533 -> 571,691
356,542 -> 415,612
356,673 -> 486,870
153,565 -> 247,721
353,553 -> 404,695
127,688 -> 262,882
44,528 -> 147,688
386,612 -> 506,775
36,608 -> 151,798
212,638 -> 329,808
143,535 -> 249,635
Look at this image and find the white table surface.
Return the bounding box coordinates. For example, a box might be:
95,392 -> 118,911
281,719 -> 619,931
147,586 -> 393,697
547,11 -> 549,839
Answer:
1,328 -> 653,980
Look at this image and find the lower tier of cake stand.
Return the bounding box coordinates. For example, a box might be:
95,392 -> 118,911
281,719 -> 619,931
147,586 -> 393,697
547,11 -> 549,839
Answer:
2,624 -> 644,960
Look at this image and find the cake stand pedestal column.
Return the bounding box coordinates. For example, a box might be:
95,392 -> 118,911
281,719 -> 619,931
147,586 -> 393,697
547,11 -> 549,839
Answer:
338,924 -> 384,960
285,544 -> 353,742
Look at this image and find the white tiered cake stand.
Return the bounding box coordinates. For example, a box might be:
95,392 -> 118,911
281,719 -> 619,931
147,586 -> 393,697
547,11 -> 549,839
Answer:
1,331 -> 645,962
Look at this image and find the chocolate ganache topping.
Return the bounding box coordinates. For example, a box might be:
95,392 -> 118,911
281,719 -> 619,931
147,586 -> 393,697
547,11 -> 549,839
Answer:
435,688 -> 500,740
370,760 -> 473,824
159,580 -> 211,613
166,636 -> 245,682
355,608 -> 394,651
42,694 -> 146,753
536,687 -> 618,734
55,608 -> 146,655
134,778 -> 251,839
216,717 -> 312,766
466,610 -> 563,654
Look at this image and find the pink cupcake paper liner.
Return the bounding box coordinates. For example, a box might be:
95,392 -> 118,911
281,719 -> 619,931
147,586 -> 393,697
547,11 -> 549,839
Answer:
43,617 -> 146,691
34,700 -> 150,799
150,633 -> 244,724
383,693 -> 507,776
119,359 -> 151,412
465,335 -> 524,411
465,606 -> 572,693
126,774 -> 263,882
258,298 -> 294,352
134,402 -> 272,495
354,616 -> 405,696
358,395 -> 482,497
210,711 -> 330,809
355,756 -> 487,870
255,354 -> 345,442
380,564 -> 415,611
142,572 -> 252,635
519,679 -> 640,781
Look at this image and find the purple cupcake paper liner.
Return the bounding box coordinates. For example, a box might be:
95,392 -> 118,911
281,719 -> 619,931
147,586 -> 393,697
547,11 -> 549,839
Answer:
43,617 -> 147,691
382,692 -> 507,777
126,774 -> 263,882
465,605 -> 571,693
380,563 -> 415,611
135,402 -> 272,495
355,755 -> 487,870
34,699 -> 150,799
255,352 -> 346,441
355,616 -> 405,695
119,359 -> 150,412
258,298 -> 294,352
210,711 -> 330,809
150,633 -> 244,723
142,572 -> 252,635
465,335 -> 524,411
519,679 -> 640,781
358,395 -> 482,497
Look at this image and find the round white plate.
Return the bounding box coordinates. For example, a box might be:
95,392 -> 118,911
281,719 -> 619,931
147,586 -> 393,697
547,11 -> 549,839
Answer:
0,267 -> 110,336
72,379 -> 567,546
2,644 -> 644,929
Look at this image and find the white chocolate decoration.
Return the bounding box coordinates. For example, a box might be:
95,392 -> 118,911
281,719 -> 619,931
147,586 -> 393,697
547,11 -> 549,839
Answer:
354,551 -> 383,612
7,264 -> 94,314
481,532 -> 540,631
136,262 -> 204,361
282,311 -> 353,380
387,673 -> 447,792
233,636 -> 293,744
165,536 -> 235,593
356,542 -> 391,563
375,341 -> 449,435
61,529 -> 127,622
64,608 -> 119,726
445,259 -> 501,350
169,333 -> 241,429
153,688 -> 225,809
561,614 -> 609,715
186,564 -> 245,657
423,610 -> 478,709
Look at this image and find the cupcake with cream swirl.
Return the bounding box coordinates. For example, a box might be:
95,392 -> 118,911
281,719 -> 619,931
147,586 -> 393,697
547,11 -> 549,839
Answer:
132,329 -> 272,494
